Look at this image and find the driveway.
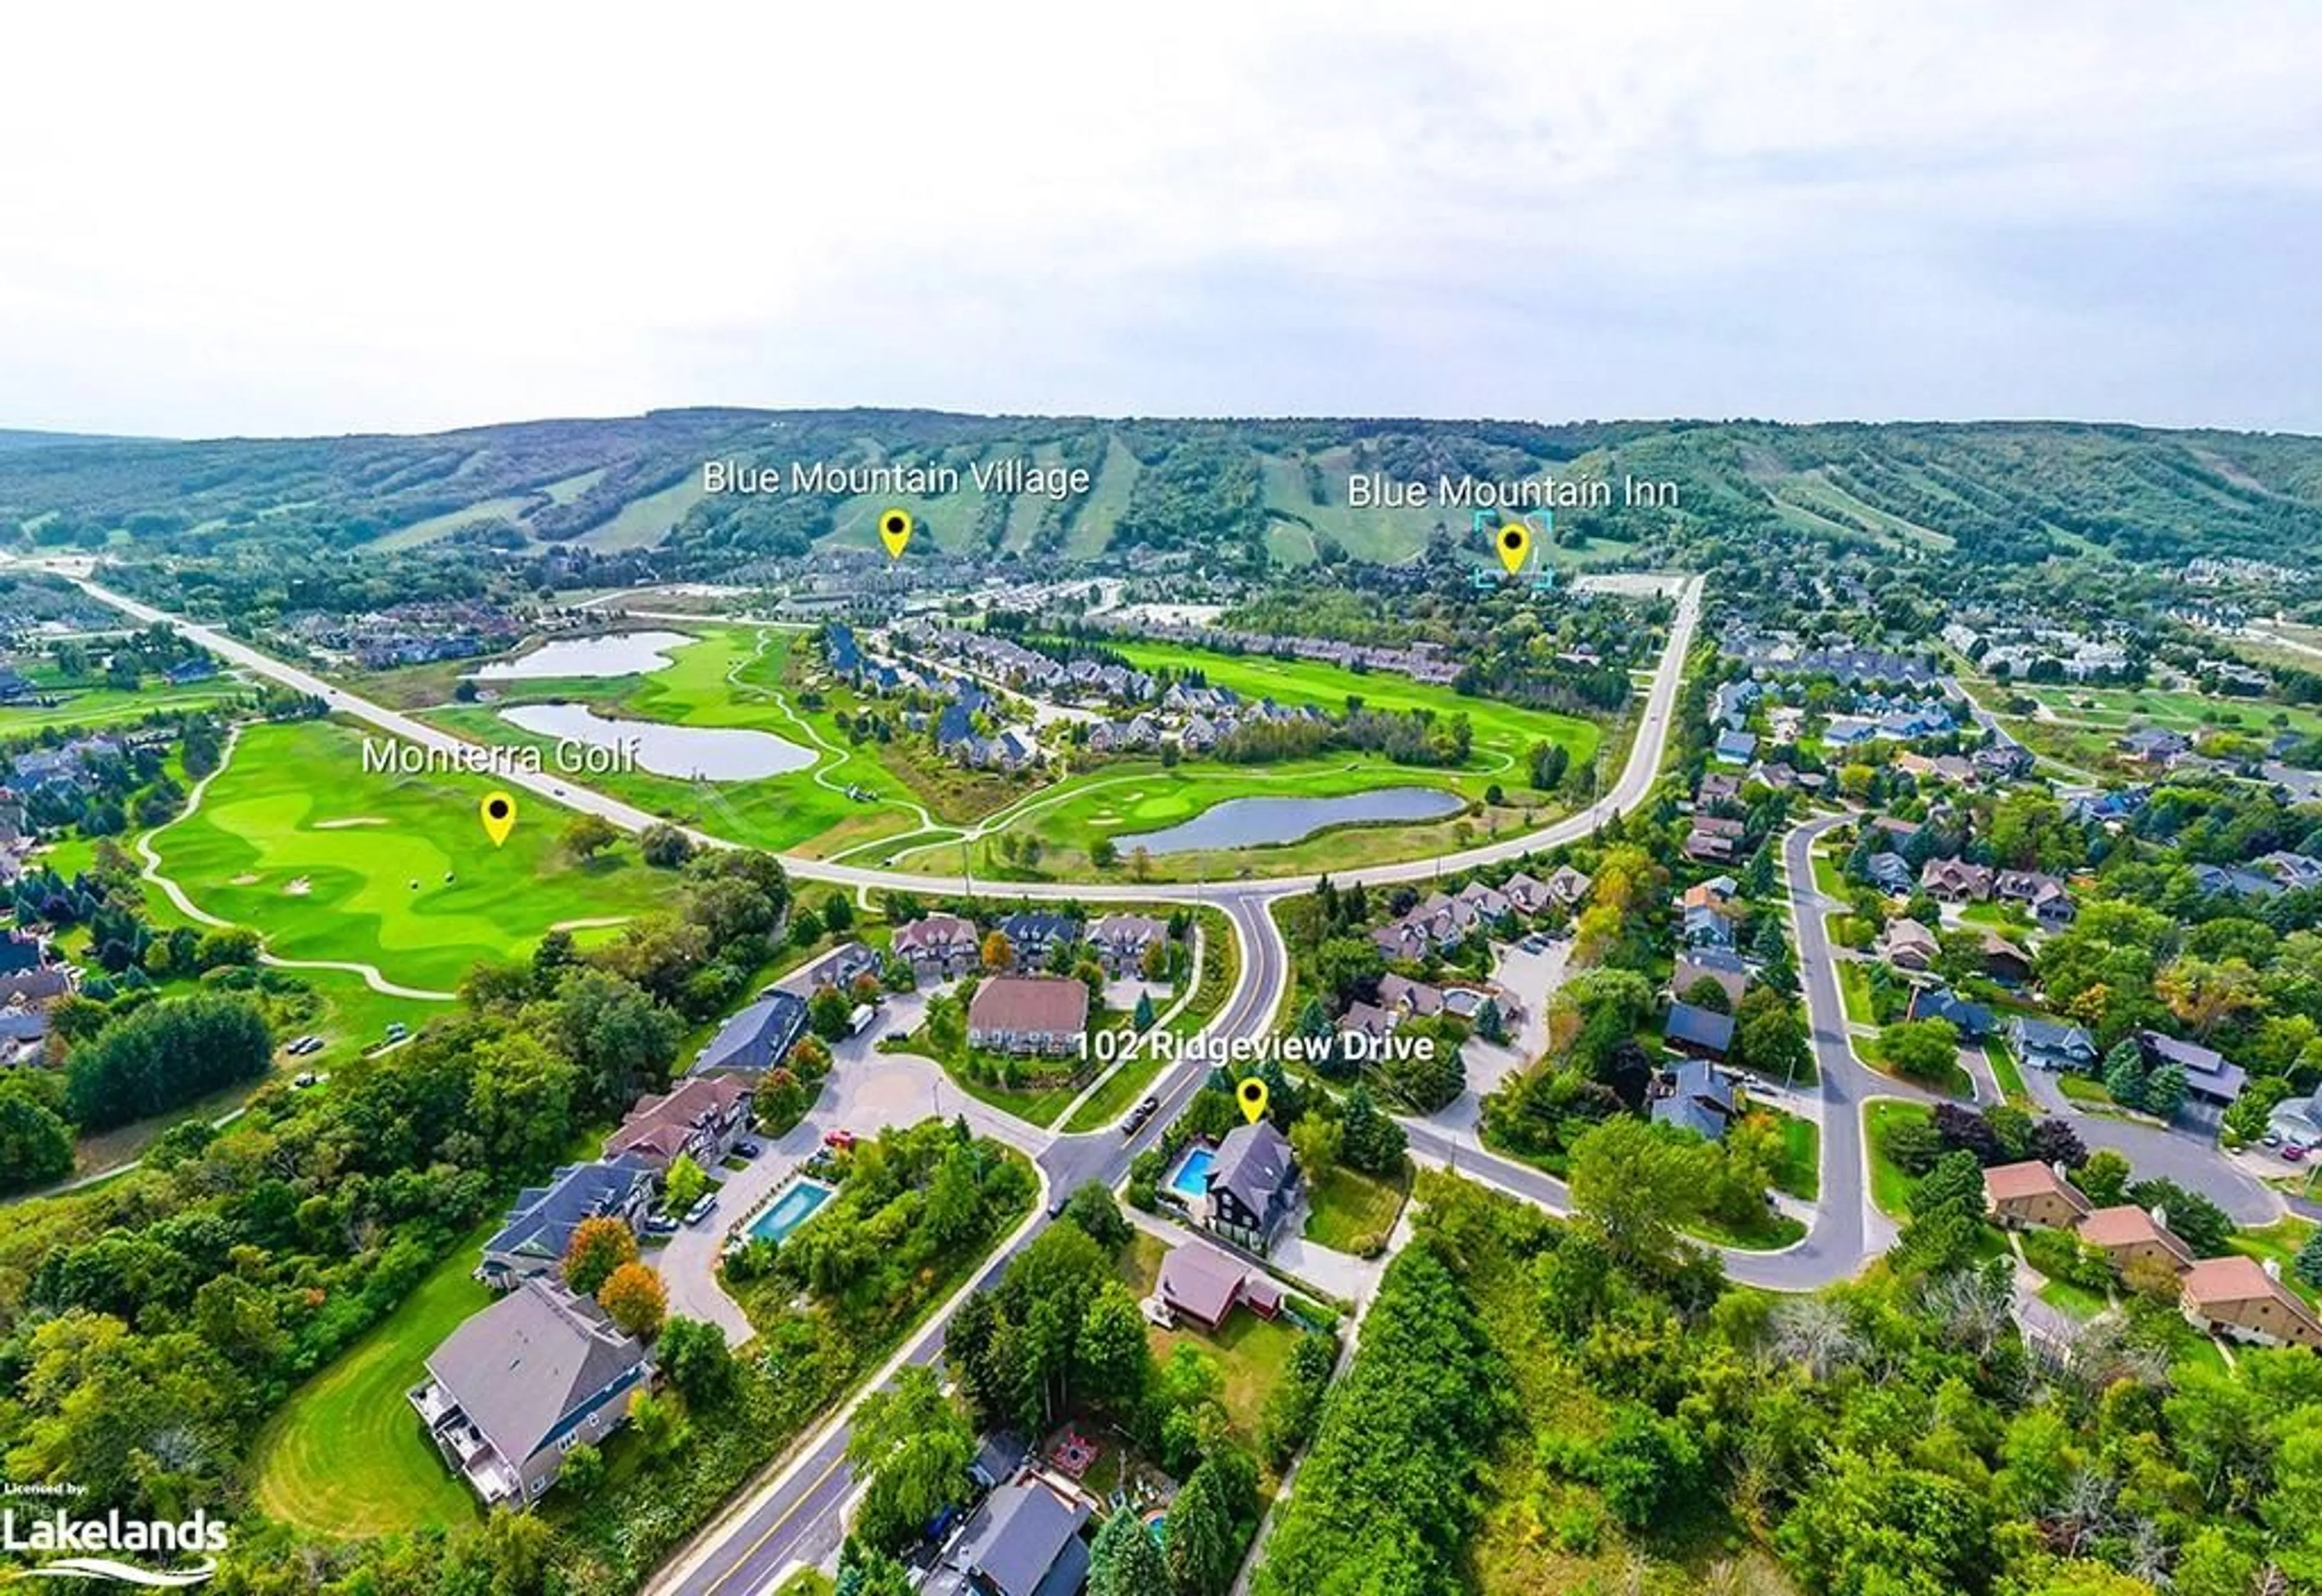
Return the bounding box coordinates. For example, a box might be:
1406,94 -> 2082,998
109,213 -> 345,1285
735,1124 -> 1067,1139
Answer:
1434,936 -> 1568,1133
2017,1057 -> 2278,1224
655,982 -> 1052,1345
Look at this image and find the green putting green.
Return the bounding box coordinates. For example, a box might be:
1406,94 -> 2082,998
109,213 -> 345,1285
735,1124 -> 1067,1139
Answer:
148,718 -> 667,993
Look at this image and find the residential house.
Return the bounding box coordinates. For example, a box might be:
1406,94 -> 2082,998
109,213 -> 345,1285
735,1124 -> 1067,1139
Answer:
0,1005 -> 46,1067
1202,1119 -> 1301,1253
1338,1001 -> 1396,1047
1673,948 -> 1749,1010
1650,1057 -> 1737,1140
996,910 -> 1081,968
2181,1256 -> 2322,1351
1377,973 -> 1445,1018
2010,1017 -> 2099,1074
1908,985 -> 1993,1037
1681,903 -> 1736,951
966,976 -> 1089,1056
1500,870 -> 1550,916
1684,815 -> 1746,863
1864,852 -> 1915,895
780,939 -> 880,997
2137,1031 -> 2246,1111
408,1277 -> 652,1507
1454,879 -> 1513,925
1086,913 -> 1168,976
1920,857 -> 1995,903
1154,1240 -> 1282,1332
2076,1205 -> 2196,1276
1976,930 -> 2034,987
1883,918 -> 1940,973
933,1481 -> 1091,1596
1712,730 -> 1759,766
2193,863 -> 2283,901
693,990 -> 807,1075
1680,875 -> 1739,912
1543,864 -> 1594,909
893,912 -> 980,977
2122,727 -> 2192,764
478,1158 -> 657,1290
1663,1001 -> 1736,1061
2261,852 -> 2322,893
1983,1161 -> 2092,1231
604,1075 -> 755,1173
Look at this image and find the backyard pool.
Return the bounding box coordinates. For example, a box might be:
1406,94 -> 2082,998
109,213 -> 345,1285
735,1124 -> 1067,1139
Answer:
747,1179 -> 836,1245
1168,1146 -> 1215,1201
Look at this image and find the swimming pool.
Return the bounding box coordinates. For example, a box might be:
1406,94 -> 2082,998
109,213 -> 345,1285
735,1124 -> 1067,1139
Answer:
1168,1146 -> 1215,1200
747,1179 -> 836,1244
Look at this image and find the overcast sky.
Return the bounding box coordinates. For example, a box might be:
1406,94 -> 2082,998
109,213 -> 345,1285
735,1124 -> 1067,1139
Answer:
5,2 -> 2318,438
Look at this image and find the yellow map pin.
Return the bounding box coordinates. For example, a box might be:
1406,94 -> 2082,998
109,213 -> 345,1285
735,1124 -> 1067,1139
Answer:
877,507 -> 915,560
1237,1077 -> 1269,1125
1494,520 -> 1532,576
480,791 -> 517,848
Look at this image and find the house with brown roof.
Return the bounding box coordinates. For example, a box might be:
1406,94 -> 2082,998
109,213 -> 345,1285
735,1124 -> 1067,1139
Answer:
2181,1256 -> 2322,1350
1982,1161 -> 2092,1231
966,975 -> 1089,1056
2076,1205 -> 2196,1276
892,912 -> 980,977
1883,918 -> 1940,973
1154,1240 -> 1283,1332
604,1075 -> 754,1173
1920,857 -> 1995,902
1543,865 -> 1594,910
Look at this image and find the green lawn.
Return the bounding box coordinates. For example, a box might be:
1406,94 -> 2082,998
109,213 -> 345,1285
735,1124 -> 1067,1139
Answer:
1810,845 -> 1846,901
1866,1101 -> 1933,1218
1771,1112 -> 1821,1202
2020,684 -> 2322,741
2037,1277 -> 2112,1322
1302,1161 -> 1410,1252
1984,1039 -> 2029,1104
2230,1216 -> 2321,1308
2058,1072 -> 2117,1108
147,718 -> 669,993
1836,962 -> 1875,1027
0,677 -> 245,733
1857,1033 -> 1974,1101
252,1219 -> 495,1536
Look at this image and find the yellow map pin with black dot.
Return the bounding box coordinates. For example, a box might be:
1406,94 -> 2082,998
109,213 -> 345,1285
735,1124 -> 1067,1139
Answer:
877,508 -> 914,560
1238,1077 -> 1269,1124
1495,519 -> 1532,576
480,791 -> 517,848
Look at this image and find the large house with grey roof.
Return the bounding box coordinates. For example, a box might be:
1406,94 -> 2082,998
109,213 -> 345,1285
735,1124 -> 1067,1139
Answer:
409,1277 -> 652,1507
1198,1119 -> 1301,1254
478,1157 -> 657,1291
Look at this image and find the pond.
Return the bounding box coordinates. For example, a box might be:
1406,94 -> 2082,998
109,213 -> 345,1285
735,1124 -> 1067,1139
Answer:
475,630 -> 695,680
499,701 -> 815,781
1114,787 -> 1465,855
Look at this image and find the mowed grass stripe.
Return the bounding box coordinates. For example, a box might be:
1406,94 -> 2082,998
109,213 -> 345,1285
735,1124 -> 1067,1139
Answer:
251,1220 -> 495,1536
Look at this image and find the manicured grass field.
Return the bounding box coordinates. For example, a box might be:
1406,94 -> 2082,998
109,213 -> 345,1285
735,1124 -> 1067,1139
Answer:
1,678 -> 244,733
1865,1100 -> 1933,1218
1837,961 -> 1875,1027
2037,1277 -> 2112,1322
2021,684 -> 2322,739
1302,1160 -> 1410,1253
148,718 -> 668,991
252,1219 -> 495,1536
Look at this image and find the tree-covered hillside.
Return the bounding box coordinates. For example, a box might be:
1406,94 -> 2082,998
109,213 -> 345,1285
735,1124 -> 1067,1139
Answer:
4,410 -> 2320,576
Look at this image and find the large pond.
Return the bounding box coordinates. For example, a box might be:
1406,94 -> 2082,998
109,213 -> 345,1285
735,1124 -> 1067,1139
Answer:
475,630 -> 695,680
500,702 -> 815,781
1114,788 -> 1465,855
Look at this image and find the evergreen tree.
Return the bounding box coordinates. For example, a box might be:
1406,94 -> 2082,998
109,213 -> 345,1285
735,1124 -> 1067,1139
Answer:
2101,1037 -> 2147,1109
1088,1510 -> 1170,1596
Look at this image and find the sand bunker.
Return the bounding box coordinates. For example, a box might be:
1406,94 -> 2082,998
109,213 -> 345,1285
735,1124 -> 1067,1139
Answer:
550,916 -> 631,932
313,817 -> 389,829
229,873 -> 260,886
284,877 -> 313,897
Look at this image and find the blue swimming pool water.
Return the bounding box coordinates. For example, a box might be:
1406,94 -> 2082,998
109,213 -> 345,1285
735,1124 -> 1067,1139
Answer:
749,1179 -> 836,1244
1169,1147 -> 1215,1199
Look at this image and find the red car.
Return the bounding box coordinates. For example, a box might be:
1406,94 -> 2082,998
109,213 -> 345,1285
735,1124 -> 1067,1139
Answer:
823,1129 -> 858,1152
2283,1144 -> 2308,1163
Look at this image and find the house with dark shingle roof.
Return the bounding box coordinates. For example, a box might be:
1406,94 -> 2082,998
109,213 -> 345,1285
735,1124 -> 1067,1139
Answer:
1203,1119 -> 1300,1253
939,1480 -> 1091,1596
997,910 -> 1080,968
605,1075 -> 754,1173
2010,1016 -> 2098,1074
1907,985 -> 1993,1038
1650,1059 -> 1737,1140
1663,1001 -> 1736,1060
693,990 -> 807,1076
409,1277 -> 652,1506
478,1158 -> 657,1290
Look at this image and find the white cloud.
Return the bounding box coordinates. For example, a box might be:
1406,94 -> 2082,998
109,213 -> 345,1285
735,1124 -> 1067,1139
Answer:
2,1 -> 2317,434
